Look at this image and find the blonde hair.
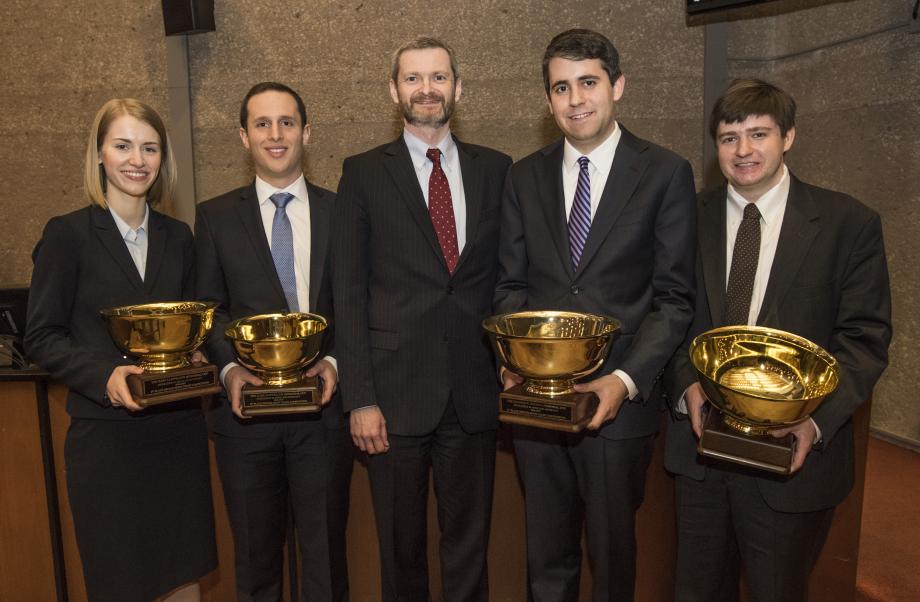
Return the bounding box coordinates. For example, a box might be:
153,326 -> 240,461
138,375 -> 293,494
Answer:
83,98 -> 177,208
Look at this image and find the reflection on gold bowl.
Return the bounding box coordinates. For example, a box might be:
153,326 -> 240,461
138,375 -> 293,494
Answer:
224,313 -> 327,386
100,301 -> 217,372
482,311 -> 620,397
690,326 -> 839,435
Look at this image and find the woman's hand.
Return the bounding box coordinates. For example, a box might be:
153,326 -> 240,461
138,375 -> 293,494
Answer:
106,365 -> 145,411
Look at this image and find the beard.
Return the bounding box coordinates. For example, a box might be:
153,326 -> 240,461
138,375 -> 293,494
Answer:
400,90 -> 456,127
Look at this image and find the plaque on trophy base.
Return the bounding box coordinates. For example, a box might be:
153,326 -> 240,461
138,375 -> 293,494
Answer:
698,408 -> 795,474
241,375 -> 323,417
499,385 -> 598,432
127,362 -> 220,407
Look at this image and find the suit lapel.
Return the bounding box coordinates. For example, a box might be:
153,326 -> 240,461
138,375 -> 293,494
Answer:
455,137 -> 481,274
306,182 -> 329,312
382,137 -> 448,272
537,140 -> 574,280
91,205 -> 145,293
235,183 -> 287,304
756,175 -> 820,325
575,127 -> 645,277
143,209 -> 166,294
699,186 -> 728,326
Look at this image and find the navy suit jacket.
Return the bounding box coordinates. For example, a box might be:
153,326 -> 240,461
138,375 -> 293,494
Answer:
494,125 -> 698,440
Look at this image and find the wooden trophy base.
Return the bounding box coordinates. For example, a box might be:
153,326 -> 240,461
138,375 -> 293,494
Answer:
499,384 -> 598,433
127,363 -> 221,407
240,376 -> 322,417
698,408 -> 796,474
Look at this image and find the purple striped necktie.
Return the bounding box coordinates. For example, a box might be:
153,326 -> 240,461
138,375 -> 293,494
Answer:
568,155 -> 592,270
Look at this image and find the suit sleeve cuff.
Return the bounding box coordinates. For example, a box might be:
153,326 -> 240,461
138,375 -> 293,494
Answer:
613,369 -> 639,401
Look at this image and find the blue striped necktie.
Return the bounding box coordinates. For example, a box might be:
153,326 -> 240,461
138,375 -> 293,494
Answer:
269,192 -> 299,312
568,156 -> 592,270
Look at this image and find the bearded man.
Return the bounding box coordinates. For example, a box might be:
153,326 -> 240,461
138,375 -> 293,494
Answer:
331,36 -> 511,602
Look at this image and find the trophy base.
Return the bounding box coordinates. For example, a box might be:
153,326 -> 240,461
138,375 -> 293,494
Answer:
499,385 -> 598,433
241,376 -> 322,417
127,363 -> 221,407
698,408 -> 795,474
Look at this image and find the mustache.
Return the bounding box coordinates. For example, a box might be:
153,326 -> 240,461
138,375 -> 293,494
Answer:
410,91 -> 445,103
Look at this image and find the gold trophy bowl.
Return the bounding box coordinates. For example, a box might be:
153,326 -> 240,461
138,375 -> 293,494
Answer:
224,313 -> 327,416
100,301 -> 220,406
690,325 -> 839,473
483,311 -> 620,431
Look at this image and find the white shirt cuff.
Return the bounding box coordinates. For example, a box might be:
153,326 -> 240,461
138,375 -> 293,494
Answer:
613,369 -> 638,400
810,418 -> 822,445
321,355 -> 337,374
676,387 -> 690,414
219,361 -> 240,387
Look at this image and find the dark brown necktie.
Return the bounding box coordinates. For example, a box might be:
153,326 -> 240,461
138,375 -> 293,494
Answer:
723,202 -> 761,325
426,148 -> 459,273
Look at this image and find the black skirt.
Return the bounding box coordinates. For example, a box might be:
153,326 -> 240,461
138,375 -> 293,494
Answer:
65,405 -> 217,602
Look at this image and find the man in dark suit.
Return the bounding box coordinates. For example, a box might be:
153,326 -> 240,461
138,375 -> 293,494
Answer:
195,82 -> 352,601
494,29 -> 697,601
332,37 -> 511,601
664,78 -> 892,601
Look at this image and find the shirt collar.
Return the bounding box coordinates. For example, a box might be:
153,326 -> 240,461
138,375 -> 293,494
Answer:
403,128 -> 457,174
255,174 -> 309,207
727,164 -> 790,226
562,122 -> 621,174
110,203 -> 149,240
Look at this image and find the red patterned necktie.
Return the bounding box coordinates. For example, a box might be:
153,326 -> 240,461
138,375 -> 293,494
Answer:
426,148 -> 459,273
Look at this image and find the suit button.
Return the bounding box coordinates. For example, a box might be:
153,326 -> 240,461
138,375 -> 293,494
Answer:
571,285 -> 580,295
446,285 -> 454,295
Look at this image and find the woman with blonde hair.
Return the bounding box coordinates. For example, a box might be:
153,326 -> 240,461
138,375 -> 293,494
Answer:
25,98 -> 217,602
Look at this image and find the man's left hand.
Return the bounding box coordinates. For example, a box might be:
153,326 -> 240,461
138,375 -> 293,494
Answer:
574,373 -> 628,431
305,359 -> 337,405
769,419 -> 818,473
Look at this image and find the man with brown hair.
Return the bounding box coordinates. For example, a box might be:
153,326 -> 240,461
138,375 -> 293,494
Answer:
332,37 -> 511,601
664,78 -> 892,601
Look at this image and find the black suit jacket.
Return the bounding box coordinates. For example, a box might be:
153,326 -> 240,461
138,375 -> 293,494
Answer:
332,135 -> 512,436
494,126 -> 697,440
664,175 -> 892,512
195,180 -> 343,434
25,205 -> 196,420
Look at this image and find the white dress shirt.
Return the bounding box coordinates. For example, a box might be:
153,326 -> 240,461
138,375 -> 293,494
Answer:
403,128 -> 468,252
255,174 -> 312,310
110,203 -> 150,280
558,125 -> 638,400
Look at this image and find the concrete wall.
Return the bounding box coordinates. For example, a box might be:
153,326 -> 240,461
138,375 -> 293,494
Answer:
0,0 -> 170,286
1,0 -> 915,443
185,0 -> 703,199
719,0 -> 920,443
